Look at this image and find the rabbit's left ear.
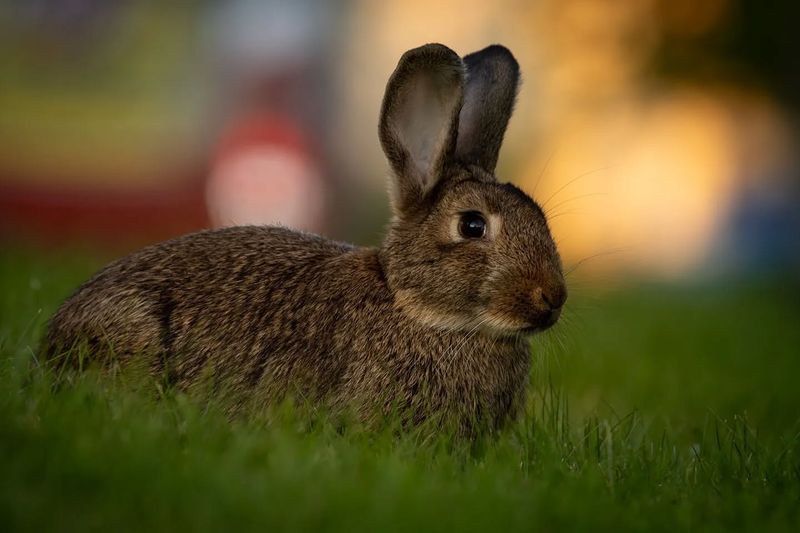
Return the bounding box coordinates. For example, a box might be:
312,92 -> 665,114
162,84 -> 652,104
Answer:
379,44 -> 465,215
454,45 -> 520,174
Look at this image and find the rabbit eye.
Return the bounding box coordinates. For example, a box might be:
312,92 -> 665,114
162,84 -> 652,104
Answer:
458,211 -> 487,239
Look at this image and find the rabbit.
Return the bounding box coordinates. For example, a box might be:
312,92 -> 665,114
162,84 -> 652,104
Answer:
43,43 -> 567,433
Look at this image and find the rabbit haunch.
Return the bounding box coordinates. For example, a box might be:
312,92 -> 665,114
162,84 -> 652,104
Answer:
44,43 -> 566,432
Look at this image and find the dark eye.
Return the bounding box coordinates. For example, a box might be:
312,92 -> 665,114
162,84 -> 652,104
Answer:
458,211 -> 487,239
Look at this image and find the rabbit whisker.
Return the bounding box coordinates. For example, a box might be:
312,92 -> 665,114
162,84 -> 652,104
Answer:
545,209 -> 585,221
539,166 -> 612,209
442,316 -> 491,375
531,148 -> 557,197
564,247 -> 632,277
544,192 -> 608,217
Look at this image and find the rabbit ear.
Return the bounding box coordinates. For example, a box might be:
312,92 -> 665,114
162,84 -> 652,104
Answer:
454,45 -> 520,174
379,44 -> 465,215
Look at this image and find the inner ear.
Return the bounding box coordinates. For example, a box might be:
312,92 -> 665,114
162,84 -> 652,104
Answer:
379,44 -> 465,215
395,74 -> 462,189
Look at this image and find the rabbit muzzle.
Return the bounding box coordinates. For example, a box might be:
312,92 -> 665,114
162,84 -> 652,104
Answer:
523,282 -> 567,333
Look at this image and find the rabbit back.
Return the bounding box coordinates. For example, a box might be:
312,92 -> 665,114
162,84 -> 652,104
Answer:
45,227 -> 356,392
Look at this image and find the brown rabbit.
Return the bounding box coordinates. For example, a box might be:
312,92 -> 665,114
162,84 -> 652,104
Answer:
43,43 -> 567,432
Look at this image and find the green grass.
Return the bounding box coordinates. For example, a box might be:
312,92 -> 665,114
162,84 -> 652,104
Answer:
1,248 -> 799,531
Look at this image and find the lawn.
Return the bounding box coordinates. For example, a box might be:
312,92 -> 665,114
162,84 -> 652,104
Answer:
1,248 -> 798,531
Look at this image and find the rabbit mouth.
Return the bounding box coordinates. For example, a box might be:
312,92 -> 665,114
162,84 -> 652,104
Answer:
517,307 -> 562,335
479,306 -> 561,336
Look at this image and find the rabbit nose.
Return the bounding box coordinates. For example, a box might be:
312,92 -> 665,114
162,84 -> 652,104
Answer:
533,284 -> 567,311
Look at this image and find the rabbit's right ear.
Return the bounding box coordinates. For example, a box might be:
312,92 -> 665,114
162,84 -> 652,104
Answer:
454,45 -> 520,175
379,44 -> 465,215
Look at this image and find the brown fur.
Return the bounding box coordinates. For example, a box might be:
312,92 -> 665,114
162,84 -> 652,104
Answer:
43,44 -> 566,433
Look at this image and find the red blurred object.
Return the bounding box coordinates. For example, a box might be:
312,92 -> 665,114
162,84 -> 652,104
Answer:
0,112 -> 327,250
207,111 -> 326,232
0,171 -> 209,250
213,112 -> 310,162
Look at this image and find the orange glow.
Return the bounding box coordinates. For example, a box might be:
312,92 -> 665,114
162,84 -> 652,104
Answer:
339,0 -> 795,279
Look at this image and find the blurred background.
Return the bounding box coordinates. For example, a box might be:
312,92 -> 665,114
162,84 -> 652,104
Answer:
1,0 -> 799,281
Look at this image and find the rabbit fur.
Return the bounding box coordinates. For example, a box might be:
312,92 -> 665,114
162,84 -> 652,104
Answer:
43,43 -> 567,432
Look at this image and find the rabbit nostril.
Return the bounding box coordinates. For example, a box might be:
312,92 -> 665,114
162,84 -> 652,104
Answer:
541,291 -> 554,309
532,286 -> 551,310
534,285 -> 567,311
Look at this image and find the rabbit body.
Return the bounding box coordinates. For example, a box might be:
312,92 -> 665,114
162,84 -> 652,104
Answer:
46,225 -> 530,427
44,43 -> 566,431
